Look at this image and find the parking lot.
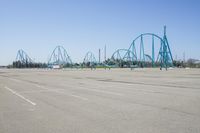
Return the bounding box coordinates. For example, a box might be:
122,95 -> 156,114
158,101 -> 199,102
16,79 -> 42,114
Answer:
0,68 -> 200,133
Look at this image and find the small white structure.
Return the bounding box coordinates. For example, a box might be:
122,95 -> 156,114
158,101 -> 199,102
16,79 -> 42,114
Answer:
52,65 -> 60,69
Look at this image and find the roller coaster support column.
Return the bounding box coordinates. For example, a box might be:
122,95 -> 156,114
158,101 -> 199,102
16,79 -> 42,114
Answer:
152,35 -> 155,67
162,26 -> 173,69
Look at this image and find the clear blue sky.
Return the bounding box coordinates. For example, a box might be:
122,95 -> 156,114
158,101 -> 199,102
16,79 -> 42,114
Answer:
0,0 -> 200,65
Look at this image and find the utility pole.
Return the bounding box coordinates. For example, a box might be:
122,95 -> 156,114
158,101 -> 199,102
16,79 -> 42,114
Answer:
175,55 -> 177,61
183,52 -> 185,63
99,49 -> 101,63
164,25 -> 166,36
104,45 -> 106,61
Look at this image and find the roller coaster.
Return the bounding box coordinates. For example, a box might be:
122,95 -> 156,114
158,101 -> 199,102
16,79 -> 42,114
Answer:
13,26 -> 173,69
48,46 -> 72,67
110,49 -> 137,67
82,51 -> 97,67
111,26 -> 173,68
16,49 -> 33,64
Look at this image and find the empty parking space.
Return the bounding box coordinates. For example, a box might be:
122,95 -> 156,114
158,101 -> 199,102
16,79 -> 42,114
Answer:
0,68 -> 200,133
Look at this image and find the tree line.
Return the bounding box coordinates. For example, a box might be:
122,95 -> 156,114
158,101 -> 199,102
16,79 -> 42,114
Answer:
7,58 -> 200,68
7,61 -> 48,68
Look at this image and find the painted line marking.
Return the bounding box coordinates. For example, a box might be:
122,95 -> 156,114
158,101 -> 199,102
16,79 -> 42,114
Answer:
34,84 -> 63,91
34,84 -> 48,89
62,84 -> 124,96
78,86 -> 123,96
4,86 -> 36,106
20,90 -> 60,94
6,78 -> 88,101
8,78 -> 22,83
70,94 -> 89,101
35,84 -> 88,101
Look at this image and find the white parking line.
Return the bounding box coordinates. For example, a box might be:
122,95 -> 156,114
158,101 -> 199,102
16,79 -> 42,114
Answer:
34,84 -> 64,91
34,84 -> 88,101
70,94 -> 89,101
4,86 -> 36,106
8,78 -> 22,83
6,77 -> 89,101
20,90 -> 60,94
78,86 -> 124,96
34,84 -> 48,90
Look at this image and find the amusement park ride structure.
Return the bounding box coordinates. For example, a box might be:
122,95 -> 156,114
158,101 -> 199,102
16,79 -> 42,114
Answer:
15,26 -> 173,69
47,45 -> 72,67
83,51 -> 97,67
16,49 -> 33,64
111,26 -> 173,68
